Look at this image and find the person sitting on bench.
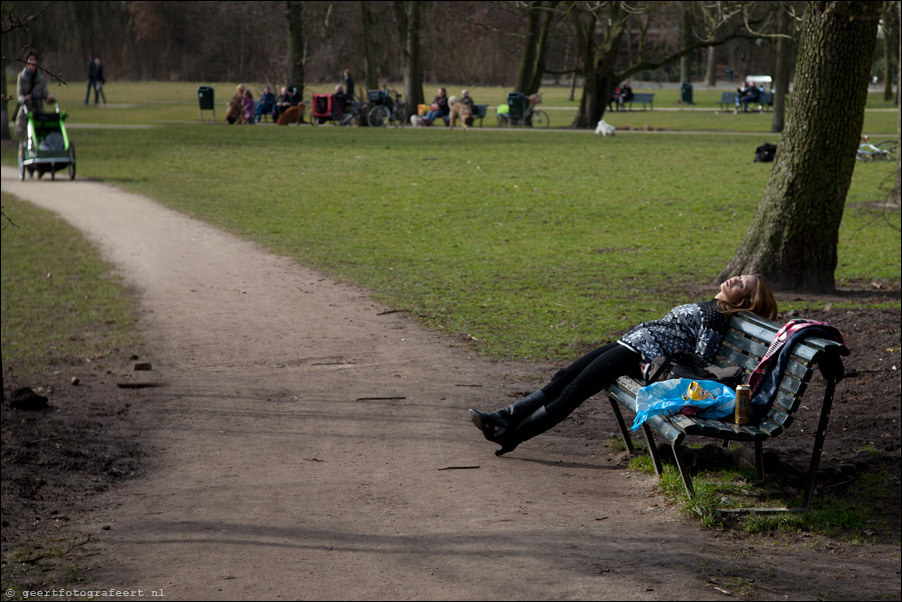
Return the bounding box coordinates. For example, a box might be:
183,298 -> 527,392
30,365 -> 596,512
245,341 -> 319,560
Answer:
468,275 -> 778,456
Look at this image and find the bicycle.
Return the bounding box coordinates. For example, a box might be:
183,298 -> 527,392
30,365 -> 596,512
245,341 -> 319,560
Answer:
856,136 -> 897,162
497,92 -> 550,129
367,89 -> 409,127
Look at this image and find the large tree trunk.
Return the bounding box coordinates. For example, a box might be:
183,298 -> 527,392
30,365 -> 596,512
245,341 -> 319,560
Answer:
360,1 -> 379,91
771,9 -> 794,133
286,1 -> 304,97
1,62 -> 10,141
896,0 -> 901,202
679,3 -> 692,83
883,6 -> 898,102
720,1 -> 880,293
571,6 -> 624,128
514,2 -> 558,95
515,2 -> 541,93
705,46 -> 717,87
526,1 -> 558,95
393,1 -> 424,108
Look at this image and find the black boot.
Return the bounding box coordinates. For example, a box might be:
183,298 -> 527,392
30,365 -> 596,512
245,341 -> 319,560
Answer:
494,406 -> 551,456
469,390 -> 546,442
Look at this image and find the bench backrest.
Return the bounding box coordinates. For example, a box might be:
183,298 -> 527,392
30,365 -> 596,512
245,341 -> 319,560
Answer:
715,313 -> 847,434
632,93 -> 654,103
720,92 -> 735,102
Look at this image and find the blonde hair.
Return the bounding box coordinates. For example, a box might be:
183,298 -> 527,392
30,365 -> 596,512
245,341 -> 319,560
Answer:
716,274 -> 778,320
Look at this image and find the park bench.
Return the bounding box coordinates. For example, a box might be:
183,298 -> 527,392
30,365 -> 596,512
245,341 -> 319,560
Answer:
473,104 -> 488,127
604,311 -> 848,510
721,91 -> 776,112
623,93 -> 655,110
718,91 -> 736,110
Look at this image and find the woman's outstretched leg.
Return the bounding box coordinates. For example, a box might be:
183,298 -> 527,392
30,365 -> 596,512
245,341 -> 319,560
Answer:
493,344 -> 640,456
469,390 -> 546,442
468,343 -> 624,443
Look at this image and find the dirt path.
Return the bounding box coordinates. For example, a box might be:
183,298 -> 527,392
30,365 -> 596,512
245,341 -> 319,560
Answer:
3,166 -> 898,601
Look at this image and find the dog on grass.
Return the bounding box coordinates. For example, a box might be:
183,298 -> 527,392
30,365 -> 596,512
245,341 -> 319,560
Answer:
447,96 -> 472,131
595,119 -> 616,136
226,98 -> 245,124
276,103 -> 307,125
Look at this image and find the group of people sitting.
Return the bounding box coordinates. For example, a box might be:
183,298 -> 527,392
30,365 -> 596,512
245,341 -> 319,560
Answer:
226,84 -> 305,124
411,87 -> 476,128
734,81 -> 763,113
609,82 -> 634,111
227,69 -> 356,125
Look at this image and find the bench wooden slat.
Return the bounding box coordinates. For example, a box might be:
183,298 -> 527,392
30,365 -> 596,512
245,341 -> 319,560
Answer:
724,330 -> 770,357
717,344 -> 760,372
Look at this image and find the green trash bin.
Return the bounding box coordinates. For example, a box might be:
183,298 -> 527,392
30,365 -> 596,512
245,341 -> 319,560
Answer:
680,82 -> 693,105
507,92 -> 527,123
198,86 -> 215,121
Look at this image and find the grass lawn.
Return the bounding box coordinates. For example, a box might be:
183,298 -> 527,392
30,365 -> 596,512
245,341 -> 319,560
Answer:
1,193 -> 141,376
3,81 -> 899,360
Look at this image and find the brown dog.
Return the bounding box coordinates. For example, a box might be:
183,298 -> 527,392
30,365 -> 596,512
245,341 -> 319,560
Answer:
448,98 -> 472,131
225,98 -> 245,124
276,103 -> 307,125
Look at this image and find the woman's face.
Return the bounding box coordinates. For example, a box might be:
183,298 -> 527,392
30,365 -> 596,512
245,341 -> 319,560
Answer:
718,275 -> 757,304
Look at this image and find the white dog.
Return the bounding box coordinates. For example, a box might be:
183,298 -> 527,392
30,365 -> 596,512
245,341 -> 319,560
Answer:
595,119 -> 616,136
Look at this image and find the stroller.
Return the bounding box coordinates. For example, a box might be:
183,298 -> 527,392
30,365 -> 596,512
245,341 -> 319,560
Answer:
310,93 -> 357,126
17,103 -> 76,180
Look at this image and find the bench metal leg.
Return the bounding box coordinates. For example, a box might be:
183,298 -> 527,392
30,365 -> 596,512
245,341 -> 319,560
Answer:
802,379 -> 837,510
671,442 -> 694,498
606,396 -> 635,454
642,424 -> 663,477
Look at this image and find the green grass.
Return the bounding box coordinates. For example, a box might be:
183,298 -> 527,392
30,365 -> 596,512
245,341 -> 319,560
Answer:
3,116 -> 898,360
1,193 -> 140,377
628,447 -> 898,540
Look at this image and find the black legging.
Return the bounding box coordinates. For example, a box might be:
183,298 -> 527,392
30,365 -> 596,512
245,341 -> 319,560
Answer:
540,342 -> 641,423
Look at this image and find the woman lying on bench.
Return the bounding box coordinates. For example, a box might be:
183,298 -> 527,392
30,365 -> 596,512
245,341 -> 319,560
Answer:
468,274 -> 778,456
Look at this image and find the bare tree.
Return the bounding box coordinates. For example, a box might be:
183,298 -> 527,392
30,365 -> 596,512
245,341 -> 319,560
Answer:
720,1 -> 881,292
393,1 -> 424,107
286,1 -> 304,95
360,1 -> 380,90
515,1 -> 560,94
568,1 -> 762,129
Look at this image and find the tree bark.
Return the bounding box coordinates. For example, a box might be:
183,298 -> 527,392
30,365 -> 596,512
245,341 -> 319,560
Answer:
705,46 -> 717,86
515,2 -> 541,93
393,1 -> 424,108
882,3 -> 898,101
771,9 -> 794,133
286,1 -> 304,97
1,61 -> 10,141
679,3 -> 692,83
720,1 -> 880,293
360,1 -> 379,91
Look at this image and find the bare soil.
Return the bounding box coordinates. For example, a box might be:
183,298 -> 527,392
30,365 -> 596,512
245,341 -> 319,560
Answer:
2,166 -> 900,601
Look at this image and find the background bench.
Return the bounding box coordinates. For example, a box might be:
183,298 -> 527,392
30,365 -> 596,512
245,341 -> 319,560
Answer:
718,91 -> 736,110
473,104 -> 488,127
604,312 -> 848,510
723,91 -> 776,112
624,93 -> 655,110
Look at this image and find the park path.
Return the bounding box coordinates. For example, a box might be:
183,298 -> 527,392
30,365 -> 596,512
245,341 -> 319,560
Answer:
2,165 -> 895,601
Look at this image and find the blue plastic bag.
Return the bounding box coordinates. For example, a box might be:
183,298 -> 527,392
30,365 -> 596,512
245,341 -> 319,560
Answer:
631,379 -> 736,431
